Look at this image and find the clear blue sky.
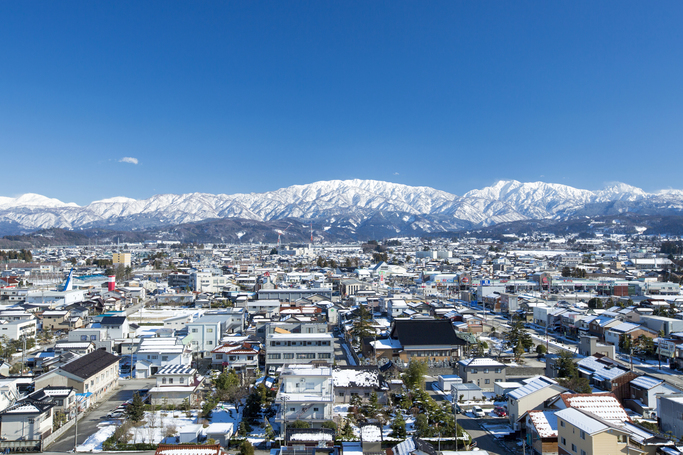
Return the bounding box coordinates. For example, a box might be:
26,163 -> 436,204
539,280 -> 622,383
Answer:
1,1 -> 682,205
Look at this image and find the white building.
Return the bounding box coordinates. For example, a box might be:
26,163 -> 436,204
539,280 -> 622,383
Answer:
275,364 -> 334,427
0,319 -> 36,340
265,332 -> 334,371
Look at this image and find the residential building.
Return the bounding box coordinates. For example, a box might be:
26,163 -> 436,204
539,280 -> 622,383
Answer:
332,365 -> 389,404
265,332 -> 334,371
457,358 -> 506,391
41,310 -> 72,332
134,337 -> 192,378
275,364 -> 334,427
507,376 -> 566,429
626,375 -> 680,417
657,394 -> 683,439
210,342 -> 259,373
0,400 -> 54,442
387,318 -> 467,363
555,407 -> 630,455
148,365 -> 203,406
34,350 -> 120,407
0,318 -> 37,339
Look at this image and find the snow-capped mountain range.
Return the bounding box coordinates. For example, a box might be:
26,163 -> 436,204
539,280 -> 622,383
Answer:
1,179 -> 683,237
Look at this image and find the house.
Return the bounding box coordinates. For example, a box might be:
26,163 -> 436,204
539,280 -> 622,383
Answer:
658,394 -> 683,439
148,365 -> 203,406
33,349 -> 120,406
210,342 -> 258,373
626,375 -> 681,417
275,364 -> 334,427
332,365 -> 389,404
68,327 -> 114,352
99,316 -> 130,339
575,355 -> 638,401
53,341 -> 96,356
555,407 -> 631,455
163,313 -> 194,330
26,386 -> 77,419
524,410 -> 558,455
0,400 -> 54,442
134,337 -> 192,378
387,319 -> 467,364
40,310 -> 71,331
155,444 -> 226,455
547,393 -> 631,425
588,317 -> 621,341
391,436 -> 438,455
507,376 -> 567,429
604,322 -> 657,347
457,358 -> 506,391
186,315 -> 228,355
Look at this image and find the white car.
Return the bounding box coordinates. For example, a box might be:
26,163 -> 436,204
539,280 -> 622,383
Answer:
472,406 -> 485,418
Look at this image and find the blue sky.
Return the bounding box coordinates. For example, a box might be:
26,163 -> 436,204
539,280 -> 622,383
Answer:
1,1 -> 682,205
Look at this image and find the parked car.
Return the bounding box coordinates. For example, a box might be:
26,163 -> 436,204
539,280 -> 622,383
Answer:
107,411 -> 124,419
472,406 -> 485,418
494,406 -> 507,417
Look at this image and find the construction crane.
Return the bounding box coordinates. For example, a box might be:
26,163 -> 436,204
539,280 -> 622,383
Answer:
275,223 -> 292,249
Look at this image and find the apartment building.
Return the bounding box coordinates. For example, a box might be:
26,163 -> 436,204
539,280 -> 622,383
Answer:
275,364 -> 334,427
265,332 -> 334,371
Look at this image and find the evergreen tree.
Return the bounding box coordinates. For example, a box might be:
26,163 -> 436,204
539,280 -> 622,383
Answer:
239,440 -> 255,455
391,413 -> 407,438
125,393 -> 145,423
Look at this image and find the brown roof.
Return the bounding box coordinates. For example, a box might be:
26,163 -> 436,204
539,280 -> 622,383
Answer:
60,349 -> 120,380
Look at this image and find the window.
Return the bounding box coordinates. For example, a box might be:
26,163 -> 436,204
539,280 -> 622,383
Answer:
617,435 -> 627,443
215,354 -> 223,359
162,356 -> 168,361
560,421 -> 565,427
483,369 -> 489,374
90,335 -> 97,340
192,328 -> 198,333
571,444 -> 576,452
561,437 -> 566,446
162,378 -> 167,384
472,369 -> 478,374
207,328 -> 213,333
151,355 -> 158,359
169,378 -> 173,384
81,335 -> 88,341
180,377 -> 185,383
313,407 -> 319,412
28,418 -> 34,424
283,353 -> 294,359
338,392 -> 345,397
318,353 -> 331,359
296,353 -> 316,359
495,368 -> 502,373
580,430 -> 585,440
207,341 -> 213,345
364,393 -> 370,397
267,353 -> 281,359
581,451 -> 586,455
485,379 -> 490,384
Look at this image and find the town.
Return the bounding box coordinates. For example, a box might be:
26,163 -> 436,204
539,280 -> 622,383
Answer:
0,232 -> 681,455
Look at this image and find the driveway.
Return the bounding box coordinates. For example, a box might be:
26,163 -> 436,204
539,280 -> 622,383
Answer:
47,378 -> 155,452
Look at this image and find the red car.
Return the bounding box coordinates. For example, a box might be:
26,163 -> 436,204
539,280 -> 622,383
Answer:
494,406 -> 507,417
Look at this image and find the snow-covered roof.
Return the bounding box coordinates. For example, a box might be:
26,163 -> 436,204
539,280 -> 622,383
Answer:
508,376 -> 557,400
576,356 -> 629,381
371,338 -> 402,350
609,322 -> 642,333
555,408 -> 609,435
360,424 -> 382,442
458,357 -> 504,368
527,410 -> 558,438
289,432 -> 334,442
630,375 -> 664,390
560,393 -> 630,423
333,367 -> 382,388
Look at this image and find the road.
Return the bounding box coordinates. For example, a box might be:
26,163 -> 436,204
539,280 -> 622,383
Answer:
47,378 -> 155,452
333,333 -> 350,366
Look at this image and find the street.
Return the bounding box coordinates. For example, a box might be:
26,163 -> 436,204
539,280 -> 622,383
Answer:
47,378 -> 155,452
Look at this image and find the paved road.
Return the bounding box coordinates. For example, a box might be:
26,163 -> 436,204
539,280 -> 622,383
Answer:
47,378 -> 155,452
456,413 -> 508,455
333,334 -> 350,366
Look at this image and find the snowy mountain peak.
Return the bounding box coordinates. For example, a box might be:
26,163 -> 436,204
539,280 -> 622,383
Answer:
0,179 -> 681,236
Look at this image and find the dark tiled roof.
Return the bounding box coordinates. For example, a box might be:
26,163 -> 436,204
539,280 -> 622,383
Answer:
390,319 -> 466,347
100,316 -> 127,326
60,349 -> 120,380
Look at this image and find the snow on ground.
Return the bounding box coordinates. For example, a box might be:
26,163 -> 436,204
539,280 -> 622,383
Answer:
480,422 -> 514,438
76,423 -> 117,452
129,410 -> 197,444
341,344 -> 357,366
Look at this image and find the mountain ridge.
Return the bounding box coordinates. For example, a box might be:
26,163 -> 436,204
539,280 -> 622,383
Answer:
1,179 -> 683,237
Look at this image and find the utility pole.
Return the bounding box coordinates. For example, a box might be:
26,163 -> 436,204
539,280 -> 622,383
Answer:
73,397 -> 79,451
453,401 -> 458,452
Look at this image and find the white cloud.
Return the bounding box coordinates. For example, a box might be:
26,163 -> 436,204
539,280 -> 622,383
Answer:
119,157 -> 139,165
393,172 -> 400,175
